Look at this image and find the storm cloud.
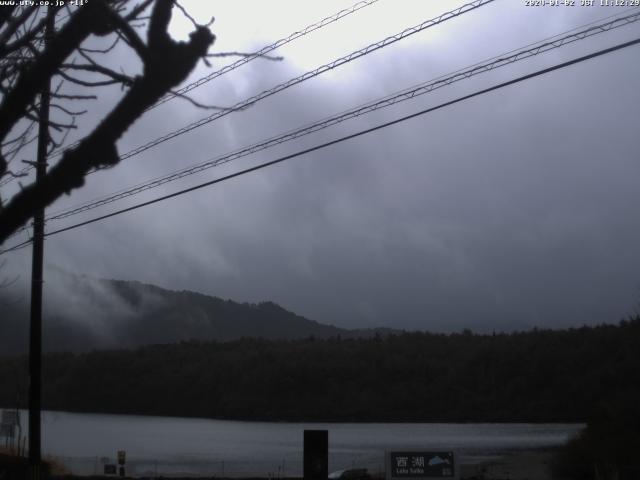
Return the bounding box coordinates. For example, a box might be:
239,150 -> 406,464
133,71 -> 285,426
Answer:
3,0 -> 640,333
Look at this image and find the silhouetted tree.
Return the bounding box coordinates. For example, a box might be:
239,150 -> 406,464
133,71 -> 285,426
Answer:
0,0 -> 215,243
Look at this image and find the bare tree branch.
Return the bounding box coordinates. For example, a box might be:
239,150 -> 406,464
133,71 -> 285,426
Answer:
0,1 -> 116,175
168,89 -> 229,110
124,0 -> 156,22
58,65 -> 134,87
0,8 -> 54,57
50,103 -> 87,116
0,6 -> 38,51
79,35 -> 121,54
0,0 -> 215,243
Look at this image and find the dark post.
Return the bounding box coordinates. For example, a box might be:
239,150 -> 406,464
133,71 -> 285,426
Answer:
304,430 -> 328,480
28,9 -> 53,480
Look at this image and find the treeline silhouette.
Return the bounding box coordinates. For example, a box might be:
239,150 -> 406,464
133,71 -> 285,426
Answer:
1,319 -> 639,422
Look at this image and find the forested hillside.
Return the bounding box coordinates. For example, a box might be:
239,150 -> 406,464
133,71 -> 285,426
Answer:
1,319 -> 639,422
0,274 -> 359,354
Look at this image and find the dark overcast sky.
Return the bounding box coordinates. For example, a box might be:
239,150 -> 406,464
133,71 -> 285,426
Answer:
3,0 -> 640,332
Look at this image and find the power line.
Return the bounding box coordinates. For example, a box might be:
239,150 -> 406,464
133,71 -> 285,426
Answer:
8,0 -> 495,206
2,0 -> 498,243
0,237 -> 32,254
39,10 -> 640,224
114,0 -> 495,163
0,166 -> 32,187
4,0 -> 496,190
2,35 -> 638,255
150,0 -> 381,111
2,0 -> 382,185
20,0 -> 490,179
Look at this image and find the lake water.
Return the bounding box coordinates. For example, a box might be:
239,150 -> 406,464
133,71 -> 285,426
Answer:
9,410 -> 583,477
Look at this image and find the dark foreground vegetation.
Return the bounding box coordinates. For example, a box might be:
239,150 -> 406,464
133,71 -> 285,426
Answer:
552,397 -> 640,480
1,318 -> 639,422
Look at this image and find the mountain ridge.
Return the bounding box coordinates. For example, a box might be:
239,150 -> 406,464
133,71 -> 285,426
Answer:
0,272 -> 397,354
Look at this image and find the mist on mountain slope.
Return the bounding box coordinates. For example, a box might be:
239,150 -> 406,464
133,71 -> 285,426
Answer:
0,270 -> 370,355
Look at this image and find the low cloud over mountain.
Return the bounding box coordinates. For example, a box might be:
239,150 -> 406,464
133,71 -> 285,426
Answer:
1,270 -> 390,355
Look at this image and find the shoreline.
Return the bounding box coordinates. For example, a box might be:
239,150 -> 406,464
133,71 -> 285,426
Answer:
40,449 -> 561,479
460,448 -> 558,480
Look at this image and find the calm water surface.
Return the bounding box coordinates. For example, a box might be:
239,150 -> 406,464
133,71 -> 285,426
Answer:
13,410 -> 582,477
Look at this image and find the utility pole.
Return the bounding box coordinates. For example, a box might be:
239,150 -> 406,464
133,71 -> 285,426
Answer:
28,8 -> 53,480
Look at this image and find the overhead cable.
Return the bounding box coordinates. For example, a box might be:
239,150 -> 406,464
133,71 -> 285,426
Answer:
2,0 -> 382,185
115,0 -> 495,162
150,0 -> 381,111
6,0 -> 492,188
2,35 -> 638,255
42,10 -> 640,223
